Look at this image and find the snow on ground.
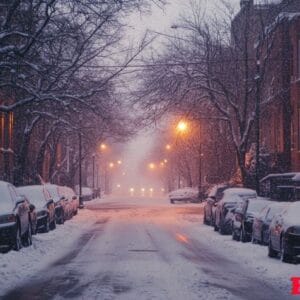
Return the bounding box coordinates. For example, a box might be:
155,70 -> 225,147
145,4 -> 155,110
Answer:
0,205 -> 100,296
177,204 -> 299,295
0,195 -> 298,299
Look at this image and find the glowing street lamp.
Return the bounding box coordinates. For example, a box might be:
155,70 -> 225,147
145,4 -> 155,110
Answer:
149,163 -> 156,170
100,143 -> 107,151
130,187 -> 135,196
109,162 -> 115,168
117,160 -> 122,165
177,121 -> 188,133
166,144 -> 171,151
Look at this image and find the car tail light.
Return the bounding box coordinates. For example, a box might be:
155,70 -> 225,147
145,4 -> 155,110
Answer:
0,214 -> 16,224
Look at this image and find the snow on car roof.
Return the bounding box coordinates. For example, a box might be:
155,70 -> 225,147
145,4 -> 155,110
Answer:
44,184 -> 60,199
0,181 -> 14,211
17,185 -> 50,207
284,202 -> 300,223
224,188 -> 256,196
260,173 -> 298,182
292,173 -> 300,182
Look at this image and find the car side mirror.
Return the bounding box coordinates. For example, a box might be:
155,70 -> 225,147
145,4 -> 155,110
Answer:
16,195 -> 25,206
29,204 -> 35,212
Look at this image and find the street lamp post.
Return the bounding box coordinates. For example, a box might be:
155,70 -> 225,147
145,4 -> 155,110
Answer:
78,117 -> 84,208
92,154 -> 95,190
255,58 -> 261,195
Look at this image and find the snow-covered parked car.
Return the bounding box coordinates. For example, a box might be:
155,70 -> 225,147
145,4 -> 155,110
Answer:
203,184 -> 230,226
17,185 -> 56,233
77,187 -> 94,201
252,202 -> 288,245
45,184 -> 72,224
0,181 -> 33,251
214,188 -> 257,235
169,187 -> 199,204
231,197 -> 269,242
268,201 -> 300,263
59,186 -> 79,216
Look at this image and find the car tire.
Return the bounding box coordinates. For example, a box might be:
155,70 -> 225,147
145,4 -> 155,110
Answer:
214,223 -> 219,232
203,212 -> 209,225
74,209 -> 78,216
23,224 -> 32,247
50,218 -> 56,230
44,217 -> 50,233
170,199 -> 174,204
240,229 -> 247,243
281,238 -> 293,263
219,224 -> 226,235
232,228 -> 240,241
268,239 -> 278,258
13,226 -> 22,251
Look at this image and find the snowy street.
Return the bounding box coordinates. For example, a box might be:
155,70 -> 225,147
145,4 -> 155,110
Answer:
0,196 -> 297,300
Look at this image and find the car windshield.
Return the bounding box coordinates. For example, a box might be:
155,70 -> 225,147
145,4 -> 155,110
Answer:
0,187 -> 13,211
45,185 -> 60,200
224,202 -> 236,209
268,204 -> 286,219
247,201 -> 268,214
17,187 -> 47,207
284,203 -> 300,223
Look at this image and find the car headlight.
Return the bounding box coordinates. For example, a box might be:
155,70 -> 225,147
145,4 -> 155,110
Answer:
0,214 -> 16,224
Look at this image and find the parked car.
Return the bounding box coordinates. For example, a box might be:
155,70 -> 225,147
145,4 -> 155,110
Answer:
59,186 -> 79,216
45,184 -> 72,223
268,201 -> 300,263
214,188 -> 257,235
252,202 -> 288,245
17,185 -> 56,233
22,194 -> 37,235
0,181 -> 33,251
169,187 -> 199,204
231,198 -> 269,242
75,186 -> 93,201
203,184 -> 229,226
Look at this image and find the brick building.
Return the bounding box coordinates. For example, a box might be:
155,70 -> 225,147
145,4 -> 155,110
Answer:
233,0 -> 300,173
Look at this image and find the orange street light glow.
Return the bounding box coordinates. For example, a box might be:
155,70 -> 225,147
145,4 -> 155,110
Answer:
117,160 -> 122,165
100,143 -> 107,150
177,121 -> 188,133
166,144 -> 171,150
149,163 -> 156,170
109,162 -> 115,168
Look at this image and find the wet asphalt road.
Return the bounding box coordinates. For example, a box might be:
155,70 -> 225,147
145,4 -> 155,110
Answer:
1,199 -> 295,300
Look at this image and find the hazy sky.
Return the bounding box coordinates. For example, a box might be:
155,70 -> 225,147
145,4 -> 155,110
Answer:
119,0 -> 241,193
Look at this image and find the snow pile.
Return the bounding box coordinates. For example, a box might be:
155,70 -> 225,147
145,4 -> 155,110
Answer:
0,207 -> 99,296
